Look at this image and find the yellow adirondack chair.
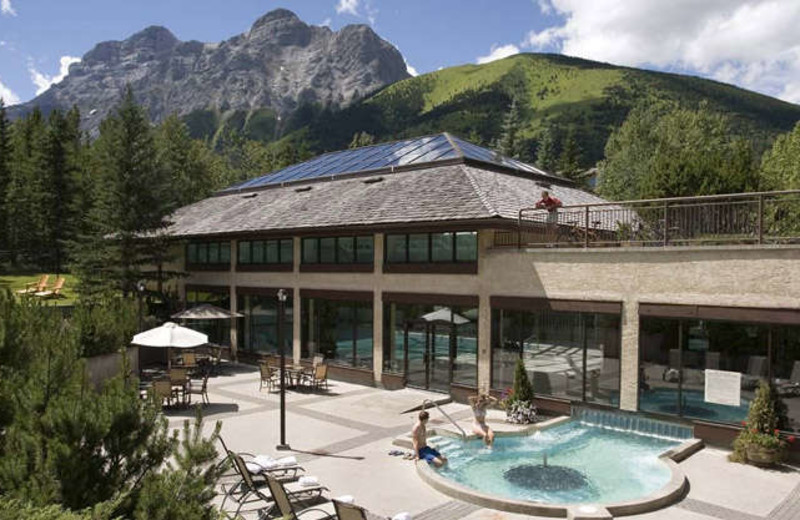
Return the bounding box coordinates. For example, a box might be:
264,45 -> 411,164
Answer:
16,274 -> 49,295
34,277 -> 65,299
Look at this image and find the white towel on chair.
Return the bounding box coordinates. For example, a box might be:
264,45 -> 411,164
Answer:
334,495 -> 355,504
277,456 -> 297,467
391,513 -> 412,520
253,455 -> 278,469
245,462 -> 261,474
298,476 -> 318,487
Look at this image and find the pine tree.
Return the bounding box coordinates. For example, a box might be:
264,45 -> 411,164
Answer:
558,127 -> 582,180
535,125 -> 558,172
497,98 -> 522,158
0,99 -> 11,254
157,114 -> 217,207
91,87 -> 173,295
348,131 -> 375,149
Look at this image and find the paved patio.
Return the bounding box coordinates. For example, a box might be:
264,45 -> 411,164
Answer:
168,365 -> 800,520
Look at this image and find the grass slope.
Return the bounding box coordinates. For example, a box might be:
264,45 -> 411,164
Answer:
276,53 -> 800,166
0,273 -> 79,305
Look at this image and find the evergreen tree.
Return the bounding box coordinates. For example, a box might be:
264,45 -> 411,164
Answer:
4,108 -> 49,266
157,114 -> 217,207
497,98 -> 522,158
760,121 -> 800,190
0,99 -> 10,254
91,87 -> 173,295
558,127 -> 582,180
348,131 -> 375,149
535,125 -> 558,173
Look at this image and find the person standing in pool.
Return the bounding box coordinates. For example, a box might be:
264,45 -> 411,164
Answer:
412,410 -> 447,467
469,393 -> 498,446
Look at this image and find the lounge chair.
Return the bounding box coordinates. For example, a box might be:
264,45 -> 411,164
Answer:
223,452 -> 326,518
264,473 -> 336,520
16,274 -> 49,295
333,499 -> 412,520
776,360 -> 800,396
34,277 -> 65,299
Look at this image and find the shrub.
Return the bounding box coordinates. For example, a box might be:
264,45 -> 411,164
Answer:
731,381 -> 790,464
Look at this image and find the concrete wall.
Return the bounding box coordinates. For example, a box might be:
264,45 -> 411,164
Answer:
86,346 -> 139,389
177,233 -> 800,410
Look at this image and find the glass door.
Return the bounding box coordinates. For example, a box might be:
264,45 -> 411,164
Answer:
404,320 -> 455,392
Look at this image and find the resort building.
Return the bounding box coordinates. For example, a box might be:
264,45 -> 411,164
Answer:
167,133 -> 800,445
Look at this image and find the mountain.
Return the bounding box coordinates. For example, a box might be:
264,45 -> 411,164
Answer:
7,9 -> 410,134
277,53 -> 800,166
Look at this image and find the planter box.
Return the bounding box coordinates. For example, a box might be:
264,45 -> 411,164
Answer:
746,445 -> 783,467
86,346 -> 139,390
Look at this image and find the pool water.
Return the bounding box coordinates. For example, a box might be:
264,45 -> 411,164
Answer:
435,421 -> 680,505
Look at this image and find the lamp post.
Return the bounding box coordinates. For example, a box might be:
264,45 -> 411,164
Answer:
276,288 -> 290,451
136,281 -> 146,332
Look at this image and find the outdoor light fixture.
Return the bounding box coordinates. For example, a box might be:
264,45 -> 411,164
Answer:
276,288 -> 290,451
136,281 -> 146,332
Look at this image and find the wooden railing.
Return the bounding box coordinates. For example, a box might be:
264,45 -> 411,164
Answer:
497,190 -> 800,249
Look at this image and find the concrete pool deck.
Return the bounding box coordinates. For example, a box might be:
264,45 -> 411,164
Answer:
169,365 -> 800,520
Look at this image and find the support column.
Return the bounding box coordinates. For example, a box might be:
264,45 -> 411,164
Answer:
477,229 -> 493,394
372,233 -> 384,384
229,239 -> 238,361
619,300 -> 640,411
292,237 -> 302,364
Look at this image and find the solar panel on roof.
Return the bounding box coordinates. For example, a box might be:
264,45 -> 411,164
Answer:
219,133 -> 560,193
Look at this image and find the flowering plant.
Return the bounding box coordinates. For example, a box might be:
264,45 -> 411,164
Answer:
731,382 -> 791,465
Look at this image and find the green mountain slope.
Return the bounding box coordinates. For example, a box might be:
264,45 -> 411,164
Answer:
273,53 -> 800,166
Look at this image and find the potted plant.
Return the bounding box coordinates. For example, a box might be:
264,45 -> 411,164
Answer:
501,359 -> 537,424
731,381 -> 793,466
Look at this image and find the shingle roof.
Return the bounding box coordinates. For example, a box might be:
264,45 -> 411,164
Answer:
167,163 -> 609,238
221,133 -> 562,193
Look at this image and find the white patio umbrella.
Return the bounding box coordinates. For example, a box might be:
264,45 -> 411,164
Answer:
421,307 -> 470,325
132,322 -> 208,368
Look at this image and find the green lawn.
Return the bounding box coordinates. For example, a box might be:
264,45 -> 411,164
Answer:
0,273 -> 79,305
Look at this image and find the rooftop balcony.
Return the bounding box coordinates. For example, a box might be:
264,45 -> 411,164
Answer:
494,190 -> 800,249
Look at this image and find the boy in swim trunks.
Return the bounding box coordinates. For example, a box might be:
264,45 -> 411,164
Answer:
412,410 -> 447,467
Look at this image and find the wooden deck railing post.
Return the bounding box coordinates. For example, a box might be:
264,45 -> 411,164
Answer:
584,206 -> 590,248
663,202 -> 670,246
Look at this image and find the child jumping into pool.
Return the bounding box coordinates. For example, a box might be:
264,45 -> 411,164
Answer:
412,410 -> 447,467
469,393 -> 498,446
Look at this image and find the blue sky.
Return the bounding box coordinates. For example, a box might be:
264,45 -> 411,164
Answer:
1,0 -> 799,106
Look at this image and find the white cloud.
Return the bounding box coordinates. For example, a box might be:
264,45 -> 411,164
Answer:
319,18 -> 332,27
405,58 -> 418,77
477,44 -> 520,65
528,0 -> 800,103
335,0 -> 359,16
1,0 -> 15,17
0,77 -> 20,105
29,55 -> 81,95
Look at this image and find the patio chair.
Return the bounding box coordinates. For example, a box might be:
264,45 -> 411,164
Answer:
307,363 -> 329,392
181,352 -> 198,368
16,274 -> 49,295
216,435 -> 305,500
186,372 -> 210,405
223,453 -> 326,518
260,362 -> 278,391
312,354 -> 325,368
34,277 -> 65,299
151,380 -> 176,408
264,473 -> 336,520
169,368 -> 189,404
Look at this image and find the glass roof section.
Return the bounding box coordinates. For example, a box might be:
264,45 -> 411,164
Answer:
222,133 -> 557,192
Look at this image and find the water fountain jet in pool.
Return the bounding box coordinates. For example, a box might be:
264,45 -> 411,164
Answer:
504,463 -> 590,491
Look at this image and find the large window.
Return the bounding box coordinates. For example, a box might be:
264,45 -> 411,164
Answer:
301,297 -> 373,369
185,288 -> 231,346
491,307 -> 621,407
238,239 -> 293,265
385,231 -> 477,264
186,241 -> 231,267
382,302 -> 478,388
301,236 -> 374,265
237,292 -> 293,355
640,317 -> 800,431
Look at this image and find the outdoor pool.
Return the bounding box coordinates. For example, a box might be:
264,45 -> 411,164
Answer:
433,419 -> 683,505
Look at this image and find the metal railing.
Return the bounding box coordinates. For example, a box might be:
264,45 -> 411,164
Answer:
422,399 -> 466,439
501,190 -> 800,249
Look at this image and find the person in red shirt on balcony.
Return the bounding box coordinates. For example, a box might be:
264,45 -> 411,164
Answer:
535,190 -> 562,242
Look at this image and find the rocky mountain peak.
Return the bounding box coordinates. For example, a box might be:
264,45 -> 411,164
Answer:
8,8 -> 410,134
